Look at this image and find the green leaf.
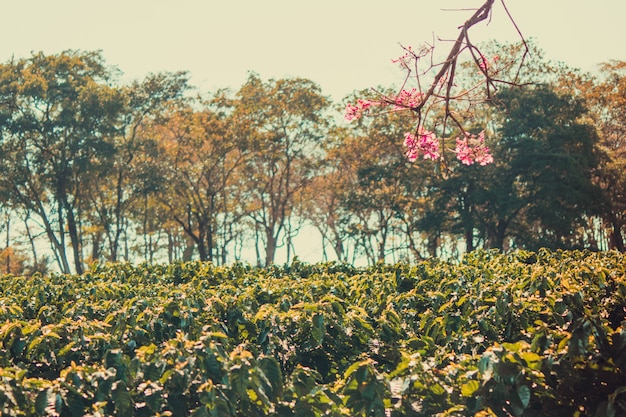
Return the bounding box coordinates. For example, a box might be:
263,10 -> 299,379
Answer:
461,380 -> 480,397
594,401 -> 616,417
479,352 -> 495,381
58,341 -> 76,356
429,383 -> 446,396
292,366 -> 317,397
311,313 -> 325,346
35,388 -> 52,415
112,380 -> 133,417
259,356 -> 283,400
519,351 -> 542,369
516,385 -> 530,408
159,369 -> 174,385
66,391 -> 86,417
609,386 -> 626,403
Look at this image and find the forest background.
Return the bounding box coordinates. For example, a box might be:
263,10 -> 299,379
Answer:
0,1 -> 625,274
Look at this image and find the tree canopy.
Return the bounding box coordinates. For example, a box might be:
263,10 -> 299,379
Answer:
0,48 -> 623,273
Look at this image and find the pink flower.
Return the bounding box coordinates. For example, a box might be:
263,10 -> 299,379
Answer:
478,54 -> 489,71
455,131 -> 493,165
404,128 -> 440,161
394,88 -> 423,110
404,132 -> 419,162
344,99 -> 378,122
455,137 -> 474,165
344,103 -> 360,122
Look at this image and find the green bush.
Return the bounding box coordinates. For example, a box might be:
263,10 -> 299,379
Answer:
0,250 -> 624,416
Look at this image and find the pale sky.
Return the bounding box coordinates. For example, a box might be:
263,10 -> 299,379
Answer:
2,1 -> 625,101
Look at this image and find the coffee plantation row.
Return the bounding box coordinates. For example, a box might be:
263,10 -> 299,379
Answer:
0,249 -> 625,416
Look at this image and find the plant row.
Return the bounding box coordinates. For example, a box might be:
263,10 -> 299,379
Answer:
0,249 -> 625,416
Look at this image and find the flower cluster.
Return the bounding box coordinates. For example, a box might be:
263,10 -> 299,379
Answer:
344,88 -> 424,122
404,128 -> 440,161
344,44 -> 497,169
394,88 -> 424,109
455,131 -> 493,166
403,129 -> 493,166
344,99 -> 377,122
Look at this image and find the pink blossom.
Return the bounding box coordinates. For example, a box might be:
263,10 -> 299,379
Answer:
479,55 -> 500,72
394,88 -> 424,110
404,132 -> 419,162
455,131 -> 493,165
478,54 -> 489,71
404,128 -> 440,161
455,137 -> 474,165
344,103 -> 360,122
344,99 -> 378,122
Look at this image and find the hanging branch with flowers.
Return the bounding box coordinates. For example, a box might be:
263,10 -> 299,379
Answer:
344,0 -> 528,170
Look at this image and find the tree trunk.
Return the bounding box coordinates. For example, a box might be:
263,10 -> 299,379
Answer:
491,220 -> 509,251
4,215 -> 10,274
265,232 -> 278,266
65,203 -> 84,275
91,230 -> 102,263
609,218 -> 625,252
23,216 -> 41,273
333,238 -> 345,263
49,198 -> 71,274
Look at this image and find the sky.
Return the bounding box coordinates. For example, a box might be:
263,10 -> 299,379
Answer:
2,1 -> 625,102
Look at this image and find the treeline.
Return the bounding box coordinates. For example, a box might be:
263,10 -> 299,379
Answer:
0,44 -> 624,274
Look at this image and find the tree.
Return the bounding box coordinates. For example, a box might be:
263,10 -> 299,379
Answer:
477,84 -> 602,251
85,71 -> 190,262
0,50 -> 123,274
329,91 -> 438,263
151,103 -> 246,262
234,74 -> 330,265
584,61 -> 626,251
301,126 -> 357,263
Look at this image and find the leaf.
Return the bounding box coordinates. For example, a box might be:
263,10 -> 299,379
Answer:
136,343 -> 157,358
112,380 -> 133,417
311,313 -> 325,346
516,384 -> 530,408
292,366 -> 317,397
519,351 -> 542,369
58,341 -> 76,357
461,380 -> 480,397
479,352 -> 495,381
54,393 -> 64,414
429,383 -> 446,396
609,386 -> 626,403
259,356 -> 283,400
35,388 -> 52,415
594,401 -> 616,417
66,390 -> 86,417
229,364 -> 249,401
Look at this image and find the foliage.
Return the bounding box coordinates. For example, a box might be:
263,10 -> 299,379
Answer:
583,61 -> 626,252
0,50 -> 124,275
0,250 -> 624,415
1,49 -> 624,273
